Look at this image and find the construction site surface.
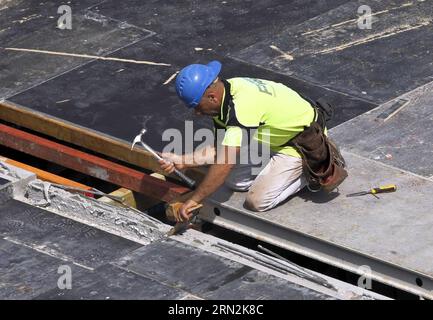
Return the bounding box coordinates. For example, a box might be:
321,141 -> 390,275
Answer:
0,0 -> 432,300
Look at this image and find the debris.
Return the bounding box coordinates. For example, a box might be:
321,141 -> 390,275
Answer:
163,71 -> 179,85
4,47 -> 171,66
269,45 -> 294,61
55,99 -> 70,104
376,98 -> 410,122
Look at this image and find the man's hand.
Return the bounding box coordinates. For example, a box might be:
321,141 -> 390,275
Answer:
179,199 -> 201,222
158,152 -> 185,174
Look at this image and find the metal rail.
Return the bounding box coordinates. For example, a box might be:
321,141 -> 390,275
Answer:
200,199 -> 433,299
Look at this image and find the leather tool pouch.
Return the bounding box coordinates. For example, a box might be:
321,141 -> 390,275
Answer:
287,100 -> 348,193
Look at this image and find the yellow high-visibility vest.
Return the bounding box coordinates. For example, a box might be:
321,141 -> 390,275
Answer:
213,77 -> 316,158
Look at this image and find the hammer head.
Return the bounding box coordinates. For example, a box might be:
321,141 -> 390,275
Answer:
131,128 -> 147,150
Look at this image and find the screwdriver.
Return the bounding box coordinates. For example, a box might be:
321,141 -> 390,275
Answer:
346,184 -> 397,198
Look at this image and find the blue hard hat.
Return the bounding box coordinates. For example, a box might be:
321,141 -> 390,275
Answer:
175,60 -> 222,108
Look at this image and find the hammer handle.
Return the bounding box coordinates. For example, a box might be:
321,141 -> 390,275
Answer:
139,141 -> 196,189
173,168 -> 196,189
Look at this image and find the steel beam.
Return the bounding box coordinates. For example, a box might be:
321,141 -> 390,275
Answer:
0,124 -> 189,202
200,199 -> 433,299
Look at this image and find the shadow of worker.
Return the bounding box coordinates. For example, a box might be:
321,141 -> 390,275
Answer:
296,187 -> 341,204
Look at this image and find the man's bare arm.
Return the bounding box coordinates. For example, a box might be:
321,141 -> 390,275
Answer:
190,162 -> 234,203
159,144 -> 215,173
179,145 -> 239,220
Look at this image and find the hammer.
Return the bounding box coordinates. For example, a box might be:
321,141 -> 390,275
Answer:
131,129 -> 196,189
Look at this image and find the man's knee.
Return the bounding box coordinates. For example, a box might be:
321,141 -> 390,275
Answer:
244,192 -> 271,212
244,178 -> 306,212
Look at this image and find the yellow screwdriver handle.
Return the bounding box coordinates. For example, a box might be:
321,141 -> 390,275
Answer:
371,184 -> 397,194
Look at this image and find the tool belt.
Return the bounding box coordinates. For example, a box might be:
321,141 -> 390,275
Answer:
286,98 -> 348,193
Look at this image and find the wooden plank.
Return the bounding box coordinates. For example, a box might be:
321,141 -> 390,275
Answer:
0,155 -> 93,192
0,100 -> 206,181
0,100 -> 160,171
98,188 -> 137,208
0,123 -> 189,202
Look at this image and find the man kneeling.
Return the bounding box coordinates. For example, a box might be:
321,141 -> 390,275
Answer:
159,61 -> 325,221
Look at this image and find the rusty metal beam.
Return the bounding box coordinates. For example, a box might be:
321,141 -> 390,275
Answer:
0,123 -> 189,202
